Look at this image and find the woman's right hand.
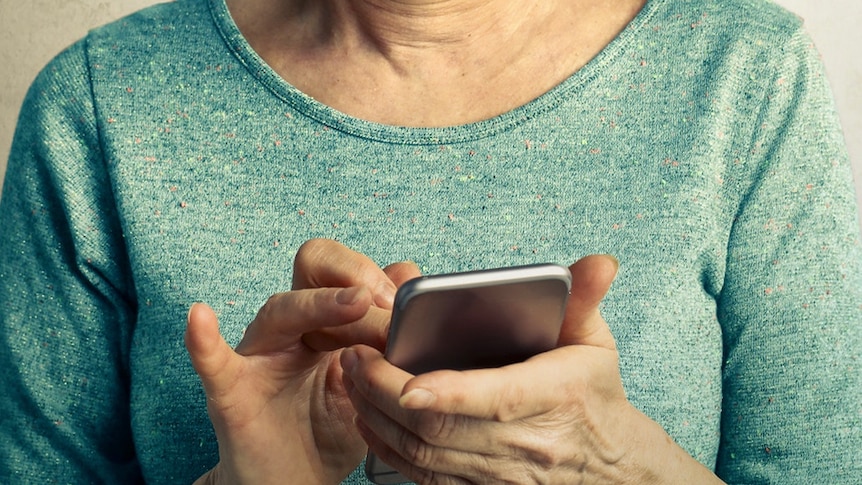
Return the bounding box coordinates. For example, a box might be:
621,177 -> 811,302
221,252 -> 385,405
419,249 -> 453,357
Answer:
185,239 -> 418,485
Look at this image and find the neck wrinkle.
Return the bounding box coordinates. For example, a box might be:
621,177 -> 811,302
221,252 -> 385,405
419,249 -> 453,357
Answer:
332,0 -> 546,52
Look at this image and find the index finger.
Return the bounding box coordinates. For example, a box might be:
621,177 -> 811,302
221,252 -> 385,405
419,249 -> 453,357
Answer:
397,345 -> 620,422
236,286 -> 374,356
292,238 -> 397,308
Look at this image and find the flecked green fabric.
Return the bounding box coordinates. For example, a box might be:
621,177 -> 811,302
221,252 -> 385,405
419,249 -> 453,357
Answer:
1,0 -> 860,482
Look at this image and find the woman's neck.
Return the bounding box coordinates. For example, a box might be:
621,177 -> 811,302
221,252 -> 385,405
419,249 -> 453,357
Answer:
229,0 -> 555,65
225,0 -> 645,126
335,0 -> 548,51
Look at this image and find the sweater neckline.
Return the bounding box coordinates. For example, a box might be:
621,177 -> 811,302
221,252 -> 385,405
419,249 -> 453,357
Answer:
209,0 -> 660,145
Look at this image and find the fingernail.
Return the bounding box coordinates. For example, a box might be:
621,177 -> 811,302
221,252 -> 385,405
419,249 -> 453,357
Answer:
399,388 -> 436,409
341,347 -> 359,374
336,286 -> 363,305
187,303 -> 199,323
605,254 -> 620,271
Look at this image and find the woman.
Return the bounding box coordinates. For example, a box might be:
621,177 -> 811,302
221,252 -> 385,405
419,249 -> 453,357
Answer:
1,0 -> 859,483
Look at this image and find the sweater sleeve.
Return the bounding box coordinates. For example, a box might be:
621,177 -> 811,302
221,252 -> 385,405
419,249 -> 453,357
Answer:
714,27 -> 862,483
0,40 -> 143,482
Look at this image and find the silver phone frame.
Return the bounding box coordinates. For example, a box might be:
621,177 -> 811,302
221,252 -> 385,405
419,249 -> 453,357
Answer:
365,263 -> 572,484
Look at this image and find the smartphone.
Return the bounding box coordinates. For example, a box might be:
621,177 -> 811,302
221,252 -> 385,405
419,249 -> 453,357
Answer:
365,263 -> 572,484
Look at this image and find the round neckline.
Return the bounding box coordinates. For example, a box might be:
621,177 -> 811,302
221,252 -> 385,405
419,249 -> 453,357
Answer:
209,0 -> 661,146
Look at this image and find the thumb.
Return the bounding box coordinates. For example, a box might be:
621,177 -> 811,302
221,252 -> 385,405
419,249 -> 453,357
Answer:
558,254 -> 619,349
185,303 -> 241,398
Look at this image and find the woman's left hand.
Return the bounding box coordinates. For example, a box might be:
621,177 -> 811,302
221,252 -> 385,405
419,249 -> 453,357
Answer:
341,255 -> 724,484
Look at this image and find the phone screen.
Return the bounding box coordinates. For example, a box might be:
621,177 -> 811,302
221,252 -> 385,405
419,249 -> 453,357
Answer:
386,264 -> 571,374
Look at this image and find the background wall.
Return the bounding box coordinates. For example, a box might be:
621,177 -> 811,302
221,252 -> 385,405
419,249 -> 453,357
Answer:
0,0 -> 160,191
1,0 -> 860,222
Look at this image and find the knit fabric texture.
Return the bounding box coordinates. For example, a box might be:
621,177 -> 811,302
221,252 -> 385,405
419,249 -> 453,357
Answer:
0,0 -> 859,482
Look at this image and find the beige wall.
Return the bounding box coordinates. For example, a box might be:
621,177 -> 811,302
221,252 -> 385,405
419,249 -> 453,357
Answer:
1,0 -> 860,223
0,0 -> 162,192
780,0 -> 862,223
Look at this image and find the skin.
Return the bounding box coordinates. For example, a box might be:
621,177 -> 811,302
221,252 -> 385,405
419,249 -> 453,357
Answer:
224,0 -> 647,126
187,240 -> 725,484
186,239 -> 417,484
341,255 -> 723,484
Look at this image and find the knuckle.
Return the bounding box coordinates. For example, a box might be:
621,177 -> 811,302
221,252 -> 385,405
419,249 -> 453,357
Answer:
413,411 -> 460,445
418,469 -> 475,485
294,238 -> 329,268
399,431 -> 436,469
405,468 -> 436,485
493,384 -> 527,422
527,444 -> 568,471
462,455 -> 527,485
468,455 -> 506,482
518,429 -> 578,478
427,472 -> 468,485
253,293 -> 281,324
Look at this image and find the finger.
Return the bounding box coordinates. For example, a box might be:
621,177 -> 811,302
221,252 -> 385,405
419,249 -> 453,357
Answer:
559,254 -> 619,349
343,346 -> 507,482
185,303 -> 242,399
342,346 -> 500,450
302,261 -> 421,352
353,373 -> 502,454
398,345 -> 615,422
301,305 -> 391,352
238,286 -> 373,356
292,238 -> 397,308
383,261 -> 422,288
355,418 -> 474,485
341,345 -> 412,405
341,345 -> 414,440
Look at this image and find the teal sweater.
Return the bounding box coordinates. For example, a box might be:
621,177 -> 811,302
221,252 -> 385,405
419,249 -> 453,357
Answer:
1,0 -> 860,482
